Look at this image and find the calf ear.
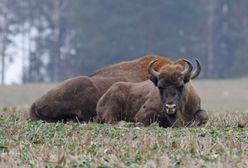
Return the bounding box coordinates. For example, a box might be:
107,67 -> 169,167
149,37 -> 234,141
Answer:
149,74 -> 158,86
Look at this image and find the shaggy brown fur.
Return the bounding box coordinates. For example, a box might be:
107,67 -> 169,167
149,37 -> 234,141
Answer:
30,76 -> 125,122
96,59 -> 208,127
30,55 -> 172,122
96,81 -> 166,126
90,54 -> 171,82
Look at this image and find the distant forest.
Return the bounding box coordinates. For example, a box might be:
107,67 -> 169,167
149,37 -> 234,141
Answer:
1,0 -> 248,84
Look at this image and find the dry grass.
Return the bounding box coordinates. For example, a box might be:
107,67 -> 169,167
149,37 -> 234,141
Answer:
0,83 -> 57,107
0,107 -> 247,168
1,78 -> 248,112
194,78 -> 248,112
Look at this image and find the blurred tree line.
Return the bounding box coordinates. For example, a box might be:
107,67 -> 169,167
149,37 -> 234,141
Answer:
0,0 -> 248,84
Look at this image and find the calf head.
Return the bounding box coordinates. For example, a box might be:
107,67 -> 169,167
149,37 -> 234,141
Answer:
148,59 -> 201,125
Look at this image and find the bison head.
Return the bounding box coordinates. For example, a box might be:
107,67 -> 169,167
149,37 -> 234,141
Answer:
147,59 -> 201,124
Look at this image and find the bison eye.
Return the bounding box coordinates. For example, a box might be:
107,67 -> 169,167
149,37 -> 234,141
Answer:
177,85 -> 184,91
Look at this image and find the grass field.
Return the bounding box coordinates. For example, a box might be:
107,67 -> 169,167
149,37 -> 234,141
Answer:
0,78 -> 248,167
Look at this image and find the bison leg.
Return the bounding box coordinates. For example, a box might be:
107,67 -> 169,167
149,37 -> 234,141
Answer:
29,103 -> 60,122
134,109 -> 159,126
192,109 -> 208,126
30,101 -> 88,122
158,115 -> 173,128
96,104 -> 122,124
96,83 -> 127,124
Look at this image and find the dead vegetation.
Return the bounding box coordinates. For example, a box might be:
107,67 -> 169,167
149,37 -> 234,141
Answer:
0,106 -> 247,167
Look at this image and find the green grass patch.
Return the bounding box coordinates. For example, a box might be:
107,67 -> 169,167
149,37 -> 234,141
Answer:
0,107 -> 247,167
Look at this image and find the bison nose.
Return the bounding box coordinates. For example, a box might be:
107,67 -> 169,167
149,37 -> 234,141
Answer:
165,104 -> 176,115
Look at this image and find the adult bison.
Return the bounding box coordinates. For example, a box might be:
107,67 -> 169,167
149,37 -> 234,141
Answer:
30,76 -> 125,122
96,59 -> 208,127
90,54 -> 171,82
30,55 -> 170,122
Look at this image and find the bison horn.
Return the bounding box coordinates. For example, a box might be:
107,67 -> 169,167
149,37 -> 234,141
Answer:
182,59 -> 193,77
191,59 -> 201,79
147,59 -> 160,79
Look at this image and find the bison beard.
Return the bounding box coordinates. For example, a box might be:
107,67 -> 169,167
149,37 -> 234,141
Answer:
96,59 -> 208,127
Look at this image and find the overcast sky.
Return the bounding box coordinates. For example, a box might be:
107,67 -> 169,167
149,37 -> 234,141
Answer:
4,34 -> 24,85
6,56 -> 22,85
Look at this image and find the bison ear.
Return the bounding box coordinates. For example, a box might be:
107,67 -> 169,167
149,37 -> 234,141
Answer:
183,76 -> 190,84
174,59 -> 185,66
149,74 -> 158,86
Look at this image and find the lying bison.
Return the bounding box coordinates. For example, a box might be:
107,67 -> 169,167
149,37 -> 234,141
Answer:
30,76 -> 125,122
90,54 -> 171,82
96,59 -> 208,127
30,55 -> 171,122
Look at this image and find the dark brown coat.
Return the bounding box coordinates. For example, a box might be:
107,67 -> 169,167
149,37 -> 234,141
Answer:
30,76 -> 125,122
96,80 -> 166,125
30,55 -> 171,122
96,59 -> 208,127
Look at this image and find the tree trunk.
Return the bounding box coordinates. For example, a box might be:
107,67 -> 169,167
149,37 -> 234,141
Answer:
52,0 -> 62,81
0,0 -> 8,85
207,0 -> 215,78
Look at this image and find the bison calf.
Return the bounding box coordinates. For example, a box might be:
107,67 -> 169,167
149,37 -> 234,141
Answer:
96,59 -> 208,127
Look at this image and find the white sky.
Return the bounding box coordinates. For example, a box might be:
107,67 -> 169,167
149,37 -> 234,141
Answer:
4,34 -> 25,85
5,55 -> 22,84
